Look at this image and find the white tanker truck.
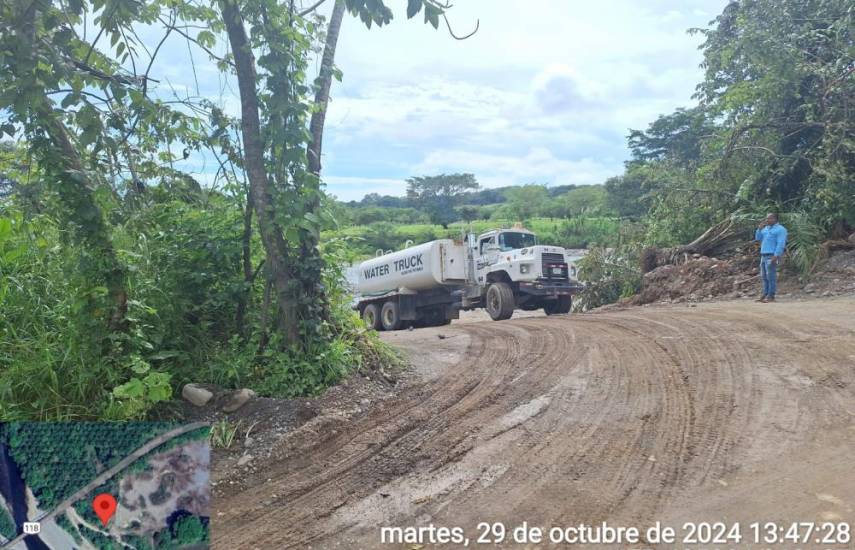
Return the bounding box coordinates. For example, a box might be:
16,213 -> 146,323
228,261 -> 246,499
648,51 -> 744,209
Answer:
355,226 -> 584,330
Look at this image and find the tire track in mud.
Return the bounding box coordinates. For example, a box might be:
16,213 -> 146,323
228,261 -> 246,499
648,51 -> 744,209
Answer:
215,321 -> 563,545
212,299 -> 855,549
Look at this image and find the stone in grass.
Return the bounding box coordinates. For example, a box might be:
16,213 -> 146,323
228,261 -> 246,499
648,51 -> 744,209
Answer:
222,388 -> 257,413
182,384 -> 214,407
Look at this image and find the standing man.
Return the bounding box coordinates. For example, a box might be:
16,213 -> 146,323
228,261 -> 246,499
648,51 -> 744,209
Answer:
755,213 -> 788,302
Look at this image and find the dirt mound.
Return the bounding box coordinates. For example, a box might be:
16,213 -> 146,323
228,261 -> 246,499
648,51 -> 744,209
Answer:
803,248 -> 855,297
632,240 -> 855,305
632,250 -> 760,305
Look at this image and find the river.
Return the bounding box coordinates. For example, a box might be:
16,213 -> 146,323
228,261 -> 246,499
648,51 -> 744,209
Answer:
0,441 -> 50,550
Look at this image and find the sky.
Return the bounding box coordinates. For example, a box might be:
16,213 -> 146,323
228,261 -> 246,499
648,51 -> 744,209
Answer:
137,0 -> 729,202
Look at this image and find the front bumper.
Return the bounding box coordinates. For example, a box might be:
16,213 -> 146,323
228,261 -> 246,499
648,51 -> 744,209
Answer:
518,279 -> 584,296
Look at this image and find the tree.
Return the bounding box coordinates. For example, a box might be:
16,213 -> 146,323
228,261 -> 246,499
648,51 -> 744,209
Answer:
693,0 -> 854,225
457,204 -> 479,223
504,184 -> 549,221
219,0 -> 463,346
406,173 -> 479,228
0,0 -> 212,337
551,185 -> 607,218
307,0 -> 346,177
603,168 -> 650,220
627,107 -> 714,168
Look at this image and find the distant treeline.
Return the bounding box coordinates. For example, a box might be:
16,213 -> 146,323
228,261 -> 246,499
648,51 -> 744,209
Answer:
332,182 -> 616,229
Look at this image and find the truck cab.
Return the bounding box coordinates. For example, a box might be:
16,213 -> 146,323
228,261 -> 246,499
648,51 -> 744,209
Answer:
465,228 -> 583,320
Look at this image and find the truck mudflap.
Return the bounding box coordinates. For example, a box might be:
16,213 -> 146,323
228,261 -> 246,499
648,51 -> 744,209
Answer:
517,279 -> 584,296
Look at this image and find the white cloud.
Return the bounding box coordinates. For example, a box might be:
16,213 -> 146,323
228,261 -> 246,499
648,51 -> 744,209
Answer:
140,0 -> 730,200
412,147 -> 618,189
316,0 -> 729,198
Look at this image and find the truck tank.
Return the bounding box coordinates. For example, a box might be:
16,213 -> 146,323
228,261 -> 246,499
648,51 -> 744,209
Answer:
357,239 -> 467,295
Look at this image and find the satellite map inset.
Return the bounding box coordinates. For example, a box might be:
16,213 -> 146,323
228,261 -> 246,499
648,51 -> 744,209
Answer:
0,422 -> 210,550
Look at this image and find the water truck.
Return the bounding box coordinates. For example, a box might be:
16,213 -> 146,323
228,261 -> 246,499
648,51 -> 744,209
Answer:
355,226 -> 584,330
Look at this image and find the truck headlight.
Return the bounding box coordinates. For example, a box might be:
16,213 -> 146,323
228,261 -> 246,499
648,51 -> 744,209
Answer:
520,263 -> 532,274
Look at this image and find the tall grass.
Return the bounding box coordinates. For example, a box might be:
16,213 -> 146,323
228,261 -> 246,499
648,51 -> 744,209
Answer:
0,199 -> 398,420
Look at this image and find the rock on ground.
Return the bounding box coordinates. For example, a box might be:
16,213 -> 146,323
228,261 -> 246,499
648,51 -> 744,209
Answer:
182,383 -> 214,407
222,388 -> 257,413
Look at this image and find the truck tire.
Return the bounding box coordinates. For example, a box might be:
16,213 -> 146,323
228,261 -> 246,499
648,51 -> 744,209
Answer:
380,301 -> 403,331
544,295 -> 572,315
362,303 -> 381,330
486,282 -> 515,321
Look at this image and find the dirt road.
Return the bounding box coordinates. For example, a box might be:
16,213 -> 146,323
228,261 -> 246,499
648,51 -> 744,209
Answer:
212,298 -> 855,549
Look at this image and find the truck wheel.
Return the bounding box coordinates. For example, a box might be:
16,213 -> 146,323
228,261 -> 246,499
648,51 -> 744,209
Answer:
380,301 -> 403,331
544,295 -> 572,315
486,282 -> 515,321
362,303 -> 381,330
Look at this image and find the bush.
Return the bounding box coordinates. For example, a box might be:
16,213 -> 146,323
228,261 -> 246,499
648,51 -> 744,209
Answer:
573,246 -> 642,311
0,186 -> 399,420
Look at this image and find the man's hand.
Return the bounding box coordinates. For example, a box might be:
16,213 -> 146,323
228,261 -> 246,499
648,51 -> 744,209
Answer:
757,220 -> 768,229
771,256 -> 779,264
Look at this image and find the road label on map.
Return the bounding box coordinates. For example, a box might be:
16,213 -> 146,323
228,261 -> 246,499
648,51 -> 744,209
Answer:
93,493 -> 117,526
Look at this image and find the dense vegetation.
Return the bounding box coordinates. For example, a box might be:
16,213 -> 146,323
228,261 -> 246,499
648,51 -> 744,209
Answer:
331,181 -> 617,256
0,422 -> 178,509
573,0 -> 854,308
0,0 -> 445,419
0,505 -> 14,540
154,513 -> 209,550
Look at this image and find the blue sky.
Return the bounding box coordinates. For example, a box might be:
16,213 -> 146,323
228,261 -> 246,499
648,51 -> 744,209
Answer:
145,0 -> 729,201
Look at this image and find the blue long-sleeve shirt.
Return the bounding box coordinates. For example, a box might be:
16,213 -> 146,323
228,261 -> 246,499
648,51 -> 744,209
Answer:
755,223 -> 787,257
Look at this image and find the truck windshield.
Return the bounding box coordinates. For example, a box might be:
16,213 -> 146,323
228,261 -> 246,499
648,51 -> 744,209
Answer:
499,232 -> 537,251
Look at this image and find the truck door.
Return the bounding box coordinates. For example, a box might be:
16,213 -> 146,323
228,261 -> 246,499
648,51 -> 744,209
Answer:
476,236 -> 499,283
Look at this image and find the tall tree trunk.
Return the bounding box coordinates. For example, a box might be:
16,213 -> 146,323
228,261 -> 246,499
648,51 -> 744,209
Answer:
220,0 -> 300,345
18,2 -> 128,332
307,0 -> 345,176
235,189 -> 254,335
37,99 -> 129,331
289,0 -> 346,327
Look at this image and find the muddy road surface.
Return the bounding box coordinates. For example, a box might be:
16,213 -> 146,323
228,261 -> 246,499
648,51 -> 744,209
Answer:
213,298 -> 855,549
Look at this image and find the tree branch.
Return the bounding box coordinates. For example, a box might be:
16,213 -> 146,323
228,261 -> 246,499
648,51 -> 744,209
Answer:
299,0 -> 329,16
443,12 -> 478,40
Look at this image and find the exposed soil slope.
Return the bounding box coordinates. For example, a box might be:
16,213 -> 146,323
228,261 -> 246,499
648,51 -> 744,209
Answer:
212,298 -> 855,549
633,246 -> 855,305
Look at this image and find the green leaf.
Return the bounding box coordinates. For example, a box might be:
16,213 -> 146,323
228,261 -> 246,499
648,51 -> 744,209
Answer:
144,372 -> 172,402
129,357 -> 151,375
3,245 -> 27,263
112,378 -> 145,399
406,0 -> 422,18
197,30 -> 216,48
0,218 -> 11,242
424,3 -> 440,28
60,93 -> 78,109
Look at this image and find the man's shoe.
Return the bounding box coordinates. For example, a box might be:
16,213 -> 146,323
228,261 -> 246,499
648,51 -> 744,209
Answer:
766,295 -> 775,302
755,295 -> 767,302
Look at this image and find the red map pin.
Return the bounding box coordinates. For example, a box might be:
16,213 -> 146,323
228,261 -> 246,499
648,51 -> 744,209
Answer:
92,494 -> 117,526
